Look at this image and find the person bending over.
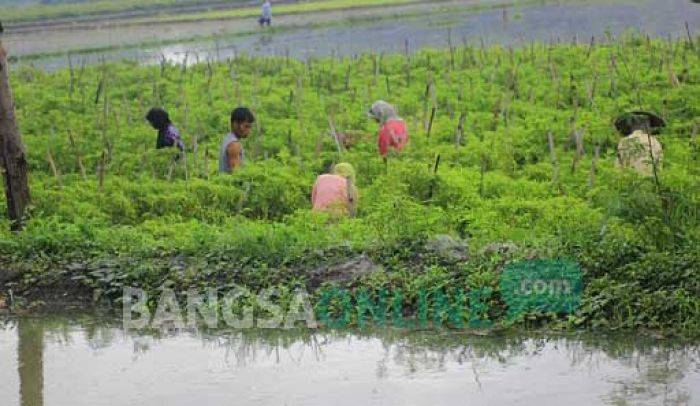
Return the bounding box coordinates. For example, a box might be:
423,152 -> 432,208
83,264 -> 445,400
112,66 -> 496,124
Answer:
368,100 -> 408,160
312,163 -> 359,218
614,111 -> 665,177
146,107 -> 184,151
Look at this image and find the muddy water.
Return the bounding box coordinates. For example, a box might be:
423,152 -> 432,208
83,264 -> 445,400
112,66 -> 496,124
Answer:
22,0 -> 700,71
0,314 -> 699,405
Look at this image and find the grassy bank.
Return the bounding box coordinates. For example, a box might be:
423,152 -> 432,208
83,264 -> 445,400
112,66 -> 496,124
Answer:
1,35 -> 698,336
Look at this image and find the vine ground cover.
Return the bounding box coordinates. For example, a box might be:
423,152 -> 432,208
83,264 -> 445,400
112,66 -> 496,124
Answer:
1,34 -> 698,336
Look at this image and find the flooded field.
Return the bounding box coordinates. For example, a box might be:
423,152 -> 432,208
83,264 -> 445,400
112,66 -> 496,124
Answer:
18,0 -> 700,70
0,314 -> 699,405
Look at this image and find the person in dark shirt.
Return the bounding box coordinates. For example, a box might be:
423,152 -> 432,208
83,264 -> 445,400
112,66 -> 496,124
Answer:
146,107 -> 184,151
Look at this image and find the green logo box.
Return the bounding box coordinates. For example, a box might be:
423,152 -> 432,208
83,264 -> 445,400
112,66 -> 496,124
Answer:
499,259 -> 583,320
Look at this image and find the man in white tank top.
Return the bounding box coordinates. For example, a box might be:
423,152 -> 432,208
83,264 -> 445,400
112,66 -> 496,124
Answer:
219,107 -> 255,174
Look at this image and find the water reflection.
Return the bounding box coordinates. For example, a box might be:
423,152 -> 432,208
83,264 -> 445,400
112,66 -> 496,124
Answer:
2,314 -> 699,405
17,319 -> 43,406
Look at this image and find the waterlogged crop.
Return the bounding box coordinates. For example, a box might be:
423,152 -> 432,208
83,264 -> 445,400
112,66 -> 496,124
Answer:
1,34 -> 698,335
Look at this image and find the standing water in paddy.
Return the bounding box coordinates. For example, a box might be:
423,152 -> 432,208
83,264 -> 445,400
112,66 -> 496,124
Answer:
11,0 -> 700,70
0,314 -> 699,405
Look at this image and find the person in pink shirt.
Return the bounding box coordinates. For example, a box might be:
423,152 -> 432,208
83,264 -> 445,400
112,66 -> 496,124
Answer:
369,100 -> 408,159
311,163 -> 358,217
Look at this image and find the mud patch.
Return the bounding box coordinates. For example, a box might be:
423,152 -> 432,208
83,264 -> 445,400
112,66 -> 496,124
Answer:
307,254 -> 383,289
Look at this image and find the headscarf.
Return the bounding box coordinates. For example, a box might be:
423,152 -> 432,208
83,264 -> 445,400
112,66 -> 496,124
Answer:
368,100 -> 399,125
332,162 -> 356,183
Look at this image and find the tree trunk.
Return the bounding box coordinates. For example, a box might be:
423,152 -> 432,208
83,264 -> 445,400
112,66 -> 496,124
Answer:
0,41 -> 31,231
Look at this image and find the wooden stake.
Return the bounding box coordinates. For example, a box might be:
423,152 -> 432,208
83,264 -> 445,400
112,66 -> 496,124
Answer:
46,150 -> 60,184
328,115 -> 342,155
691,122 -> 698,162
547,131 -> 559,187
589,144 -> 600,188
455,112 -> 466,147
427,107 -> 437,138
479,154 -> 487,198
68,132 -> 86,180
68,54 -> 75,97
433,154 -> 441,174
685,21 -> 695,51
586,36 -> 595,58
182,151 -> 189,184
98,150 -> 106,191
166,159 -> 176,181
0,41 -> 31,231
204,147 -> 210,180
344,65 -> 351,92
668,63 -> 680,87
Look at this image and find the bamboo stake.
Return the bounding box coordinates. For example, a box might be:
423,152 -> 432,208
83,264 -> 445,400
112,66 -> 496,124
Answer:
68,132 -> 86,180
404,60 -> 411,87
98,150 -> 106,191
68,54 -> 75,97
422,83 -> 431,131
204,147 -> 210,180
685,21 -> 695,51
238,183 -> 251,214
547,132 -> 559,187
479,154 -> 487,198
427,107 -> 437,138
160,54 -> 167,77
586,36 -> 595,58
328,115 -> 342,155
46,150 -> 60,185
427,154 -> 441,200
668,61 -> 680,87
192,127 -> 199,177
166,159 -> 176,181
645,123 -> 662,195
587,71 -> 599,107
455,112 -> 466,147
691,123 -> 698,162
344,65 -> 351,92
433,154 -> 441,174
372,53 -> 378,85
589,144 -> 600,188
182,151 -> 189,184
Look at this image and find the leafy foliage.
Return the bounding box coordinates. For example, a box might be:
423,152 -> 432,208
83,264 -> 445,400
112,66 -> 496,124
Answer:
1,35 -> 698,335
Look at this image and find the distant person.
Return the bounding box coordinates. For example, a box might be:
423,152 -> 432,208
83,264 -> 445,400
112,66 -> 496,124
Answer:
219,107 -> 255,173
614,111 -> 665,177
259,1 -> 272,27
312,163 -> 358,217
368,100 -> 409,159
146,107 -> 184,151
